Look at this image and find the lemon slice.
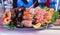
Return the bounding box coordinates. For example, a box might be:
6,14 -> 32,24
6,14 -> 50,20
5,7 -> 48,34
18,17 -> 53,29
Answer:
33,23 -> 41,29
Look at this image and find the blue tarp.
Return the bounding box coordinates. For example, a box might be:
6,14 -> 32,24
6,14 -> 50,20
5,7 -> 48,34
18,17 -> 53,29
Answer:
17,0 -> 34,8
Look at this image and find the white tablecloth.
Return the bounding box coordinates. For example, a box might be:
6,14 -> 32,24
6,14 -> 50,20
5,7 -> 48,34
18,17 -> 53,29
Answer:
0,26 -> 60,35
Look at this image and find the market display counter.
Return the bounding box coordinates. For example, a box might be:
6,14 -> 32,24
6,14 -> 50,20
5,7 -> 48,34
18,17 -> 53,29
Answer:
0,26 -> 60,35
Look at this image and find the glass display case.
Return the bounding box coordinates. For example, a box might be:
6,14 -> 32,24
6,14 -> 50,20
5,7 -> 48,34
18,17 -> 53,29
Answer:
38,0 -> 58,11
38,0 -> 46,8
0,0 -> 4,12
0,0 -> 2,6
1,0 -> 13,11
58,0 -> 60,12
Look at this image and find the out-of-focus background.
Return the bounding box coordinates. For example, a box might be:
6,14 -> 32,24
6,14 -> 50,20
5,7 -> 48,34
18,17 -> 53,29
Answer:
0,0 -> 60,11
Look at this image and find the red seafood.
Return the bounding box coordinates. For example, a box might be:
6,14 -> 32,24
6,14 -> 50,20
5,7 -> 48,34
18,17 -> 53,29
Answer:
3,18 -> 11,25
2,10 -> 11,24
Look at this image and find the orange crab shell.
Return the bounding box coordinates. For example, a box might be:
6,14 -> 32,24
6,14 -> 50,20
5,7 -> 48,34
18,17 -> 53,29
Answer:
2,10 -> 12,23
3,17 -> 11,25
